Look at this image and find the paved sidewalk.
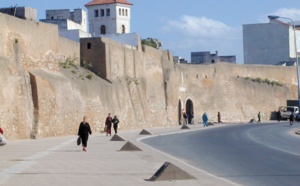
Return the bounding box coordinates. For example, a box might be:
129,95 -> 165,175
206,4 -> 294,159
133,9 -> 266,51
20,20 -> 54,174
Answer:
0,124 -> 240,186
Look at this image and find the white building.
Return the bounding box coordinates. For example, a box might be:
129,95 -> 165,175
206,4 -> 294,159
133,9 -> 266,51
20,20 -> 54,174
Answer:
85,0 -> 133,36
243,19 -> 300,65
191,51 -> 236,64
40,9 -> 91,42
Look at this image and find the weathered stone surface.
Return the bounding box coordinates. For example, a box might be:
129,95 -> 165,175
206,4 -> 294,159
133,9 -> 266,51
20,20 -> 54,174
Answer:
0,13 -> 295,140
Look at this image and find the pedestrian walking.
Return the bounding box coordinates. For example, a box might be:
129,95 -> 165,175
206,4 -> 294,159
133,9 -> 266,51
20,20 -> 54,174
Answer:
189,112 -> 194,124
181,109 -> 185,125
257,111 -> 261,123
183,112 -> 188,125
217,111 -> 222,123
77,116 -> 92,151
105,113 -> 113,136
289,113 -> 294,126
277,110 -> 280,122
112,115 -> 120,134
202,112 -> 208,127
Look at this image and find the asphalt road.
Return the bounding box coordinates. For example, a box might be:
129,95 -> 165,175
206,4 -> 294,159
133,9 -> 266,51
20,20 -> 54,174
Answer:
141,122 -> 300,186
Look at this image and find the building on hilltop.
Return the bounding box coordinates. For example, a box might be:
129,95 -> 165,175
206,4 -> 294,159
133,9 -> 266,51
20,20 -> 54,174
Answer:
0,6 -> 36,21
190,51 -> 236,64
40,1 -> 137,47
43,9 -> 88,32
85,0 -> 133,36
243,19 -> 300,65
84,0 -> 138,48
173,56 -> 188,64
40,9 -> 91,42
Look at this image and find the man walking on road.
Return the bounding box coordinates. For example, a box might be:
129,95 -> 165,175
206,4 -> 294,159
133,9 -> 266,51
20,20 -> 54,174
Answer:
257,111 -> 261,123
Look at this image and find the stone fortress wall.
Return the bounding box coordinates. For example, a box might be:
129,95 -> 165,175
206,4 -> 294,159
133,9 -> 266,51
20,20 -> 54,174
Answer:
0,12 -> 296,140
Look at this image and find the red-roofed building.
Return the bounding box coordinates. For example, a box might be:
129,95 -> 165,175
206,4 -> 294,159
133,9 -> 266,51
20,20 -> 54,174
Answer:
85,0 -> 133,6
85,0 -> 133,36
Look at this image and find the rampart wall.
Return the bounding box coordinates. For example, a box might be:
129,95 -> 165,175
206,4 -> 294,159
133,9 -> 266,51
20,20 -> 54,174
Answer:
177,64 -> 293,123
0,12 -> 79,71
0,13 -> 296,140
0,13 -> 80,139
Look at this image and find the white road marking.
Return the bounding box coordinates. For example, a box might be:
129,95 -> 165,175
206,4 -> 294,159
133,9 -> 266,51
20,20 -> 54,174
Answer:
137,127 -> 241,186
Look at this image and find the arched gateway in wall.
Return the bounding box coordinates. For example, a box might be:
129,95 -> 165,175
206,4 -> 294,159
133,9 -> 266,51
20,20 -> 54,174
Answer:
178,99 -> 194,125
186,99 -> 194,124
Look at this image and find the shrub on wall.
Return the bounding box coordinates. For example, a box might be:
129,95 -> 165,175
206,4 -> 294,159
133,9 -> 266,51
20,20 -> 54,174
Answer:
141,38 -> 162,49
243,77 -> 283,87
59,57 -> 95,80
59,56 -> 78,69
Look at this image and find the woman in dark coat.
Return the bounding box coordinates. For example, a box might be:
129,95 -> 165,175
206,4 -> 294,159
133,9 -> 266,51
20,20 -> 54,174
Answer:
105,113 -> 113,136
78,116 -> 92,151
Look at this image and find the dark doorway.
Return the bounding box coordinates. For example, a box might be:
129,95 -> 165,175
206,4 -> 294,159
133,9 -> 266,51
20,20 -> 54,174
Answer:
122,25 -> 125,33
178,100 -> 182,125
100,25 -> 106,35
186,99 -> 194,124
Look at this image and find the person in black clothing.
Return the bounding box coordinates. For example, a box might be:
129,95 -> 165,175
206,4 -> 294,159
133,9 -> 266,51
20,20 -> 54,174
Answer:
257,111 -> 261,123
78,116 -> 92,151
105,113 -> 113,136
189,112 -> 194,124
217,112 -> 222,123
289,113 -> 294,126
183,113 -> 188,125
112,115 -> 120,134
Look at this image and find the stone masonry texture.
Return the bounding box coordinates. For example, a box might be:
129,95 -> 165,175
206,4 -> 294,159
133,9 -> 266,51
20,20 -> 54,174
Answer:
0,12 -> 295,140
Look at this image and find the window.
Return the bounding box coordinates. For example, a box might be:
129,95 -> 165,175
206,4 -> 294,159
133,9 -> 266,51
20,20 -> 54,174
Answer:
122,9 -> 124,16
126,9 -> 128,16
106,9 -> 110,16
94,10 -> 99,17
87,42 -> 91,49
119,8 -> 121,15
101,9 -> 104,17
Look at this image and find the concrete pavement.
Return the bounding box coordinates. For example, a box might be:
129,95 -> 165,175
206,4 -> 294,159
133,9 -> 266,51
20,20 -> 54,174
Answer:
0,124 -> 240,186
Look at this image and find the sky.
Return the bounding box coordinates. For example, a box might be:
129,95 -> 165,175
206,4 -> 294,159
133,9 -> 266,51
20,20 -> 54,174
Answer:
2,0 -> 300,64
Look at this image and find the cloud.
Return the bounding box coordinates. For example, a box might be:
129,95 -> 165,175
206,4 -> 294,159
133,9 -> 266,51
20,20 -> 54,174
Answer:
261,8 -> 300,22
162,15 -> 236,39
159,15 -> 242,62
273,8 -> 300,21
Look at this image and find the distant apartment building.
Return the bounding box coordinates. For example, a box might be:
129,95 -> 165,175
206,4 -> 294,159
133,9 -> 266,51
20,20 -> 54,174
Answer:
190,51 -> 236,64
243,19 -> 300,65
0,6 -> 37,21
173,56 -> 188,64
40,9 -> 91,42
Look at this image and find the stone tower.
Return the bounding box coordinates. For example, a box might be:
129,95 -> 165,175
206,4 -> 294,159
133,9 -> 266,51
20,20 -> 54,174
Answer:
85,0 -> 133,36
